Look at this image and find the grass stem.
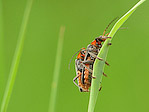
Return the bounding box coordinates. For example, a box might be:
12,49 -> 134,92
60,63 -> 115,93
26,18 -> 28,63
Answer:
0,0 -> 33,111
0,0 -> 4,108
48,26 -> 65,112
88,0 -> 145,112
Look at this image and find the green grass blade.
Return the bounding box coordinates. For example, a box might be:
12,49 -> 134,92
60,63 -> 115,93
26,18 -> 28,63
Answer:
48,26 -> 65,112
88,0 -> 145,112
0,0 -> 4,108
0,0 -> 33,111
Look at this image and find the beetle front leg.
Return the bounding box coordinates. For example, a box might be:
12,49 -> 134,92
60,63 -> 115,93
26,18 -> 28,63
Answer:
88,52 -> 109,66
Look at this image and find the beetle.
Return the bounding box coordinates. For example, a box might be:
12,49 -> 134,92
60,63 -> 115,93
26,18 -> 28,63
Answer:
72,48 -> 89,92
72,35 -> 110,92
72,18 -> 117,92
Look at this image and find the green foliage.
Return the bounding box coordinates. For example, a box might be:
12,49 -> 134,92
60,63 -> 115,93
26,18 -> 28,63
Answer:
0,0 -> 148,112
0,0 -> 4,109
0,0 -> 33,111
88,0 -> 146,112
48,26 -> 65,112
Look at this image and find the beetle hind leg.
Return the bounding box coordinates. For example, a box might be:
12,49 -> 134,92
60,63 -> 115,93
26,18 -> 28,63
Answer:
73,75 -> 80,88
99,86 -> 102,91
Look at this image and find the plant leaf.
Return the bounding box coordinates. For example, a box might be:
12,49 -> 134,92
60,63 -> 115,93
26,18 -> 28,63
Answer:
48,26 -> 65,112
0,1 -> 33,111
88,0 -> 146,112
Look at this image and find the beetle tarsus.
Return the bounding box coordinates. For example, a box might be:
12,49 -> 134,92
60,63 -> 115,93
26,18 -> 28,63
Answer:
91,76 -> 96,79
103,72 -> 108,77
108,42 -> 112,45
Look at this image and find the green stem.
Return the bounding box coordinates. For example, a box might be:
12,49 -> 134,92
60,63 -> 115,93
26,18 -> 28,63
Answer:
88,0 -> 145,112
0,0 -> 4,108
0,0 -> 33,111
48,26 -> 65,112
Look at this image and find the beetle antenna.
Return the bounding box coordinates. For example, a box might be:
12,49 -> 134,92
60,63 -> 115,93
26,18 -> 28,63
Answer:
68,48 -> 83,69
102,17 -> 118,36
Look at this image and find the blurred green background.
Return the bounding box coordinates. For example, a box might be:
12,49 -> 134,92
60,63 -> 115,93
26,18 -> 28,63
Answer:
0,0 -> 149,112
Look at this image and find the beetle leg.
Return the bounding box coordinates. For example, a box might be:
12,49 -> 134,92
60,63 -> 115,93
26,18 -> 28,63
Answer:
103,72 -> 108,77
81,64 -> 108,78
82,60 -> 93,73
73,74 -> 81,88
74,60 -> 84,89
80,62 -> 93,73
91,72 -> 107,80
82,60 -> 94,64
101,36 -> 111,41
90,73 -> 107,80
99,82 -> 102,91
88,52 -> 109,66
91,76 -> 96,79
108,42 -> 112,45
99,86 -> 102,91
103,36 -> 111,39
91,73 -> 107,79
